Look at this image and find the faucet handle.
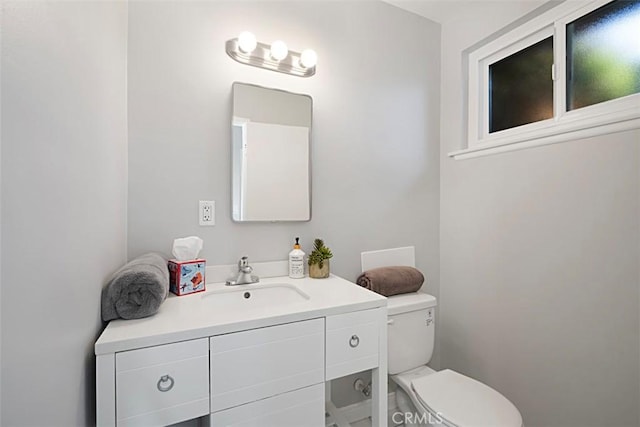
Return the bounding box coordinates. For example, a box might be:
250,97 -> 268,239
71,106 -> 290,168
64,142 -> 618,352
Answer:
238,256 -> 252,272
226,256 -> 258,285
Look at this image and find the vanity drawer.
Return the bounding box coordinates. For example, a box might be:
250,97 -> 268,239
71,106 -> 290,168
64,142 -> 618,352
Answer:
210,318 -> 324,412
326,309 -> 379,380
115,338 -> 209,427
207,383 -> 324,427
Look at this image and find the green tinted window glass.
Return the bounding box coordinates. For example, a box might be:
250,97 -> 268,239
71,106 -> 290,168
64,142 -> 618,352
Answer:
489,37 -> 554,133
567,0 -> 640,111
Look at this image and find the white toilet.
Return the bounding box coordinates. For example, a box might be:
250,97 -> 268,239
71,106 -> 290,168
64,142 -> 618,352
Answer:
360,247 -> 522,427
387,292 -> 523,427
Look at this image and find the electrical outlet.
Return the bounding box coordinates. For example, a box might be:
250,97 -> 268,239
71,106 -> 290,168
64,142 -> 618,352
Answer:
199,201 -> 215,226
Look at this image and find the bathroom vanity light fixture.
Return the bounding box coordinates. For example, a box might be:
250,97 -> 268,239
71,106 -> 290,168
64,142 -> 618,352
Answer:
226,32 -> 317,77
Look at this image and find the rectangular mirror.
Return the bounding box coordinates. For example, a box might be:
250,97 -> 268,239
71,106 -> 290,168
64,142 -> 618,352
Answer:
232,82 -> 312,222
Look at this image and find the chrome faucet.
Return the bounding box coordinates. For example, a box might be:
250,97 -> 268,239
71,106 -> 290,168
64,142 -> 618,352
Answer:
226,256 -> 260,286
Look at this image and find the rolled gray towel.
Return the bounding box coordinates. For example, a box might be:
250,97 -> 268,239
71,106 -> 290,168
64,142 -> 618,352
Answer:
101,253 -> 169,321
356,266 -> 424,297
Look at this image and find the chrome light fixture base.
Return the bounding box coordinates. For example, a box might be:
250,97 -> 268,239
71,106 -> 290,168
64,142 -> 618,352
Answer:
225,38 -> 316,78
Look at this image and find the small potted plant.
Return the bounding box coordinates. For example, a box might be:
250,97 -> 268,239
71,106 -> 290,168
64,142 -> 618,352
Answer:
308,238 -> 333,279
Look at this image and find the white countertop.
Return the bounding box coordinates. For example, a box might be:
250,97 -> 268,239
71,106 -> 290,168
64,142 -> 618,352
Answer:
95,274 -> 387,355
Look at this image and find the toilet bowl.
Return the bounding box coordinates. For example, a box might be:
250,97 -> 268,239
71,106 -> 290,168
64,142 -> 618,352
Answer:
387,292 -> 522,427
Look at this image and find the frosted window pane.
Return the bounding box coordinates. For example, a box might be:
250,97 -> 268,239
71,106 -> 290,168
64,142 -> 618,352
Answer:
489,37 -> 554,133
567,0 -> 640,111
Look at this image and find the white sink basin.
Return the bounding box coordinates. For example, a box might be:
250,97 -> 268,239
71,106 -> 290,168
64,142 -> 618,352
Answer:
202,283 -> 310,312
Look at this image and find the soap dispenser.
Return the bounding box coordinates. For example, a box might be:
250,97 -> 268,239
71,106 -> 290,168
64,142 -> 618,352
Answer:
288,237 -> 305,279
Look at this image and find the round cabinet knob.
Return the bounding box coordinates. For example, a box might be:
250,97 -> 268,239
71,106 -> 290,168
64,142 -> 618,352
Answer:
157,375 -> 175,392
349,335 -> 360,348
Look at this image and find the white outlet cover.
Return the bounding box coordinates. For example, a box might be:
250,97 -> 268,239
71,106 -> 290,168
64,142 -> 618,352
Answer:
199,200 -> 215,226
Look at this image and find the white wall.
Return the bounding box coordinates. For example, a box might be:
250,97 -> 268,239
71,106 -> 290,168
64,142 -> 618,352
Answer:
439,2 -> 640,426
127,0 -> 440,406
0,3 -> 3,420
1,2 -> 128,425
127,0 -> 440,284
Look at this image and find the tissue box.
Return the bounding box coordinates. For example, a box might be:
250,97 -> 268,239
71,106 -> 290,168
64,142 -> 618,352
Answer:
168,259 -> 206,296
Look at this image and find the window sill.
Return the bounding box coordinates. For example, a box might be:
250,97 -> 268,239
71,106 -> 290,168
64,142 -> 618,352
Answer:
449,115 -> 640,160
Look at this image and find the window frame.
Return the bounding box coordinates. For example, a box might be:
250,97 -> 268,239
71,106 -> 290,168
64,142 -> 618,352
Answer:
482,26 -> 555,138
454,0 -> 640,160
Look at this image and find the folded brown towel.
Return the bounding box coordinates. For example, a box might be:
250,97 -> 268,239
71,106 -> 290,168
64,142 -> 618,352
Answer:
356,266 -> 424,297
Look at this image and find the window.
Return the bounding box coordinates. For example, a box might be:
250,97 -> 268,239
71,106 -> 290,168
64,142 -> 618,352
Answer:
566,0 -> 640,110
490,36 -> 554,132
455,0 -> 640,159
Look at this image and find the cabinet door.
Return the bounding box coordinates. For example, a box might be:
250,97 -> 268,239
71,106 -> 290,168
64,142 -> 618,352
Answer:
210,318 -> 324,412
207,383 -> 324,427
115,338 -> 209,427
326,309 -> 379,380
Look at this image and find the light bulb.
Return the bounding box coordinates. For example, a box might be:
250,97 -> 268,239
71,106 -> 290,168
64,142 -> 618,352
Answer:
237,31 -> 257,54
300,49 -> 317,68
270,40 -> 288,61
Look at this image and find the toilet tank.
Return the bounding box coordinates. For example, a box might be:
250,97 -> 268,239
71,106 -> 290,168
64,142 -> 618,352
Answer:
387,292 -> 437,375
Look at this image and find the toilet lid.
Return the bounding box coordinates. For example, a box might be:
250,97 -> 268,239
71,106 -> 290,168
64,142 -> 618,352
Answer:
411,369 -> 522,427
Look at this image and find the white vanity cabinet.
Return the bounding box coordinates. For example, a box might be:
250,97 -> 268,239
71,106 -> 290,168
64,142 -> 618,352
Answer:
114,339 -> 209,427
95,274 -> 388,427
326,309 -> 380,380
209,384 -> 325,427
207,318 -> 325,426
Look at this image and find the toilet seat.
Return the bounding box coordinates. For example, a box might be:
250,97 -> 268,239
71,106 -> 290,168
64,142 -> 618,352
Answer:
393,368 -> 522,427
411,369 -> 522,427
